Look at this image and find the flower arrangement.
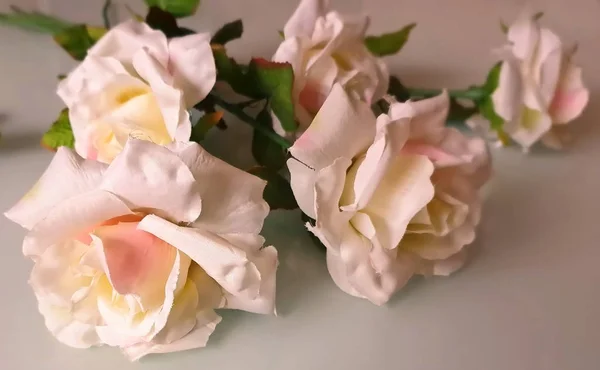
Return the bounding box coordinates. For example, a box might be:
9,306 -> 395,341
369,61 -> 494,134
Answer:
0,0 -> 589,361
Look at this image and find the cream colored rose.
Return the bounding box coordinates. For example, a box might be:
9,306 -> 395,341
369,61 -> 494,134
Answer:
57,20 -> 216,163
5,139 -> 277,361
272,0 -> 389,135
287,84 -> 490,305
489,10 -> 589,150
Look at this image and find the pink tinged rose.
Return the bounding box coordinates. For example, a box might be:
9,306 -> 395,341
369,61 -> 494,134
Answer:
94,221 -> 176,297
299,80 -> 328,115
400,141 -> 459,165
547,55 -> 589,125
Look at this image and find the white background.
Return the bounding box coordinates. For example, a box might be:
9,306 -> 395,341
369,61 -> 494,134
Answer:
1,0 -> 600,369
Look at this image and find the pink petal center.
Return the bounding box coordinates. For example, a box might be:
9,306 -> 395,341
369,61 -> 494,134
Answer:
94,220 -> 176,297
299,80 -> 327,115
400,141 -> 457,164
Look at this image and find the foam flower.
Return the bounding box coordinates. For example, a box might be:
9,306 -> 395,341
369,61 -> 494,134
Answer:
57,20 -> 216,163
272,0 -> 389,136
5,139 -> 277,361
487,10 -> 589,150
287,84 -> 490,305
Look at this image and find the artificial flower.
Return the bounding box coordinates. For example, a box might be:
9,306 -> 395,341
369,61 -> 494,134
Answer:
57,20 -> 216,163
287,84 -> 490,305
5,139 -> 277,361
485,9 -> 589,150
272,0 -> 389,136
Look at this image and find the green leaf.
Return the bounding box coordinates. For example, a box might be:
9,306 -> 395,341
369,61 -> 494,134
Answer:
190,111 -> 223,142
478,97 -> 504,131
365,23 -> 416,57
278,30 -> 284,39
41,109 -> 74,151
482,62 -> 502,94
448,98 -> 477,123
211,19 -> 243,45
54,25 -> 106,61
144,0 -> 200,18
211,45 -> 253,94
252,108 -> 286,170
0,6 -> 74,34
500,20 -> 509,34
248,167 -> 298,210
247,58 -> 296,132
387,75 -> 410,102
145,6 -> 194,38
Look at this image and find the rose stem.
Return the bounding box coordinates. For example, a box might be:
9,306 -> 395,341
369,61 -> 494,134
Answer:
208,94 -> 292,150
407,87 -> 486,101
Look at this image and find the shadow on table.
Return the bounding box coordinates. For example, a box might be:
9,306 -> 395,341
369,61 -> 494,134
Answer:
209,209 -> 329,344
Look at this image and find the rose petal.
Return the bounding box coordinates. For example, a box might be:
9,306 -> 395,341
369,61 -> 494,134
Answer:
507,9 -> 541,62
29,240 -> 99,312
357,154 -> 435,250
287,157 -> 319,219
100,139 -> 202,223
311,157 -> 353,253
549,61 -> 589,124
492,58 -> 524,123
168,141 -> 269,237
122,310 -> 221,362
221,245 -> 278,314
326,227 -> 416,305
388,91 -> 449,140
290,83 -> 376,171
57,55 -> 129,109
36,296 -> 101,349
150,279 -> 200,345
23,190 -> 133,258
5,148 -> 106,230
89,20 -> 169,67
137,215 -> 263,301
132,48 -> 190,142
504,107 -> 553,149
168,33 -> 217,108
187,263 -> 225,309
525,28 -> 562,110
95,249 -> 189,346
283,0 -> 329,38
93,222 -> 176,305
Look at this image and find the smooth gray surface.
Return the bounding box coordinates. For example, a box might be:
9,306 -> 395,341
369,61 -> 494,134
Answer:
1,0 -> 600,369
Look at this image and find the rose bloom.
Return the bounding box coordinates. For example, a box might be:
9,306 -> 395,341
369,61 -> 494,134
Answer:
58,20 -> 216,163
287,84 -> 490,305
489,10 -> 589,150
5,139 -> 277,361
272,0 -> 388,135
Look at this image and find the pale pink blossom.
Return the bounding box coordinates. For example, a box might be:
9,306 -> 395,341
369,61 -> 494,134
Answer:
57,20 -> 216,162
5,139 -> 277,361
288,85 -> 490,305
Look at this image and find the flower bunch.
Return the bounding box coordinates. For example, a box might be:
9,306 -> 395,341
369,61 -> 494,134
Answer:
0,0 -> 588,361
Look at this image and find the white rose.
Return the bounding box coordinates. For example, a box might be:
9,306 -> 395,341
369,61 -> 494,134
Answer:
57,20 -> 217,163
5,139 -> 277,361
272,0 -> 389,135
287,84 -> 490,305
490,10 -> 589,150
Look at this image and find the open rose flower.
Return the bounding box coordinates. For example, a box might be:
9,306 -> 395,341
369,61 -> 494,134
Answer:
272,0 -> 389,136
287,84 -> 490,305
57,20 -> 216,163
484,10 -> 589,150
5,139 -> 277,361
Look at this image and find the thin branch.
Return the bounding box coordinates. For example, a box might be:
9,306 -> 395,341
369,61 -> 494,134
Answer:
208,94 -> 292,150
